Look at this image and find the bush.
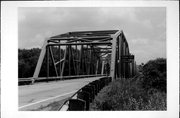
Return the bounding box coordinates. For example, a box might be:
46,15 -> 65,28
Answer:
142,58 -> 166,92
90,78 -> 166,110
90,58 -> 167,111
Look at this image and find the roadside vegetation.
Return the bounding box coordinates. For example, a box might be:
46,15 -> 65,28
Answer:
90,58 -> 166,110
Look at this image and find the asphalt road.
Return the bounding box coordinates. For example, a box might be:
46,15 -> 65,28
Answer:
19,76 -> 103,111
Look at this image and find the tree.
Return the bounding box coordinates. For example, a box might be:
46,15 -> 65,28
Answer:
142,58 -> 166,92
18,48 -> 41,78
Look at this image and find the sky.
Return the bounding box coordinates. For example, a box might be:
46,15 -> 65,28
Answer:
18,7 -> 166,65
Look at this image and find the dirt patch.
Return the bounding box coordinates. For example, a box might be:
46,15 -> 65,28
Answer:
31,98 -> 68,111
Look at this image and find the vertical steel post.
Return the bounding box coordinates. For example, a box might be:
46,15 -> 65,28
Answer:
89,45 -> 92,74
123,41 -> 126,78
49,46 -> 58,77
110,30 -> 121,80
71,46 -> 76,75
125,46 -> 128,78
116,39 -> 119,78
81,45 -> 84,75
96,60 -> 99,75
87,45 -> 90,75
86,45 -> 89,74
126,46 -> 130,78
68,46 -> 71,76
92,47 -> 95,74
101,61 -> 105,75
75,44 -> 77,75
47,46 -> 49,78
79,45 -> 83,75
84,45 -> 88,74
118,35 -> 122,78
59,41 -> 61,77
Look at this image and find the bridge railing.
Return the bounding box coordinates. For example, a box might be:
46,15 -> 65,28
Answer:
58,76 -> 112,111
18,74 -> 107,86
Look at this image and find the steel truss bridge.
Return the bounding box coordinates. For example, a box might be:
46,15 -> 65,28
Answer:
32,30 -> 137,82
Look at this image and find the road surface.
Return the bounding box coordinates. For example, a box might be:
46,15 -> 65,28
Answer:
19,76 -> 103,111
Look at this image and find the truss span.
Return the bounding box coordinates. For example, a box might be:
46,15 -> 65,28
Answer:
33,30 -> 137,81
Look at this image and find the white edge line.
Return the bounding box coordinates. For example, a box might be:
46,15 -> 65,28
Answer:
18,90 -> 77,110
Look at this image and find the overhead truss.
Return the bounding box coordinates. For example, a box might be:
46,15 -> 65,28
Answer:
33,30 -> 137,81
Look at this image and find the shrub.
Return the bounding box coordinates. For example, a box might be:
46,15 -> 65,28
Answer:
90,78 -> 166,111
142,58 -> 166,92
90,58 -> 166,111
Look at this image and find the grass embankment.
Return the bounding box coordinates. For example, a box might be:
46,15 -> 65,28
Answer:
90,75 -> 166,110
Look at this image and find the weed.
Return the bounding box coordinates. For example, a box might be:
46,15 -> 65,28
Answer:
90,77 -> 166,111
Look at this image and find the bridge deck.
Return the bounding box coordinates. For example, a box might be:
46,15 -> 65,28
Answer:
18,76 -> 105,111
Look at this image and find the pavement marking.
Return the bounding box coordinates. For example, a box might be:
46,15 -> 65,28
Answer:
18,90 -> 77,110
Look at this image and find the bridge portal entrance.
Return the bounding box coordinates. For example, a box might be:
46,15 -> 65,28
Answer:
33,30 -> 137,81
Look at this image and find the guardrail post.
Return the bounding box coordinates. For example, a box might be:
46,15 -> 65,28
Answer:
90,82 -> 98,95
100,78 -> 105,88
82,86 -> 94,102
78,91 -> 90,110
95,80 -> 100,92
68,99 -> 86,111
87,84 -> 96,98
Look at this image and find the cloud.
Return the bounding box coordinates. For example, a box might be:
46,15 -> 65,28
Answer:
18,7 -> 166,64
130,38 -> 149,45
128,36 -> 166,64
141,20 -> 153,29
18,7 -> 140,48
99,8 -> 137,21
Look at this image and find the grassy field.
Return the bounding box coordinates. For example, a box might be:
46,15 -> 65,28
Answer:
90,75 -> 166,111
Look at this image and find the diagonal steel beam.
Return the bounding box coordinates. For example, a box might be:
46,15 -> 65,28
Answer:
61,46 -> 68,77
55,59 -> 65,65
33,38 -> 49,79
49,46 -> 58,77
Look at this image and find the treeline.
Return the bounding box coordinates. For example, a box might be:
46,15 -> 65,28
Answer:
142,58 -> 166,92
18,48 -> 41,78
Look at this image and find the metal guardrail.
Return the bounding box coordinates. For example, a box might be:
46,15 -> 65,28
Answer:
58,76 -> 112,111
18,78 -> 34,85
18,74 -> 106,86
